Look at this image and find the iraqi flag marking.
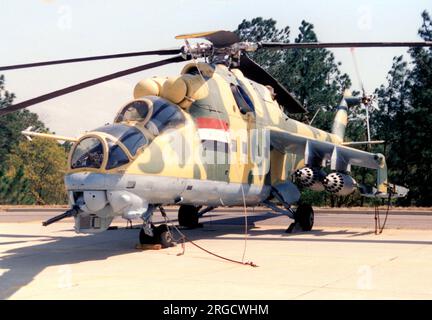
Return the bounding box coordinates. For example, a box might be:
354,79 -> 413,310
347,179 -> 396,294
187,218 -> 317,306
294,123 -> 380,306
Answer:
196,117 -> 230,143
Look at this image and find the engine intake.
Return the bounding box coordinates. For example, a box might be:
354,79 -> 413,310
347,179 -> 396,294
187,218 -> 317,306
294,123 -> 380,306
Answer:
323,172 -> 357,196
294,167 -> 325,191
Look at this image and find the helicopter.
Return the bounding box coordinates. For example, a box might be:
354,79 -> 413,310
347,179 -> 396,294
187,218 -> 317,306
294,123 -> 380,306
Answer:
0,30 -> 429,247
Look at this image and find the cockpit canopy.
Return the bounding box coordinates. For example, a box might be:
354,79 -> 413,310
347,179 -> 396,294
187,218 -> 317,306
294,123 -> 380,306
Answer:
71,137 -> 104,169
114,96 -> 184,136
70,124 -> 149,170
115,100 -> 150,122
95,124 -> 147,156
70,96 -> 185,171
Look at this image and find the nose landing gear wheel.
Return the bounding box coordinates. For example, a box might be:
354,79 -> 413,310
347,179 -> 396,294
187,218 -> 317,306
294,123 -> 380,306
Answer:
178,205 -> 200,228
139,224 -> 176,248
155,224 -> 176,248
139,224 -> 156,245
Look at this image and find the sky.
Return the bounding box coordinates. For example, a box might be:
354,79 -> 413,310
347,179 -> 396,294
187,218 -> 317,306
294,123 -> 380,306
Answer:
0,0 -> 430,136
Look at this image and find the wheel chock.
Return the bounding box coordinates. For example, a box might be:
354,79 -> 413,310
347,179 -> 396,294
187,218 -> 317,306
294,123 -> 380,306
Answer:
135,243 -> 162,250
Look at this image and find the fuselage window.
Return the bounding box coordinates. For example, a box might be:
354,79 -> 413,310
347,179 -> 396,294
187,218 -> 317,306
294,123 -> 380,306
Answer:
144,96 -> 185,135
237,84 -> 255,111
230,84 -> 254,114
71,137 -> 104,169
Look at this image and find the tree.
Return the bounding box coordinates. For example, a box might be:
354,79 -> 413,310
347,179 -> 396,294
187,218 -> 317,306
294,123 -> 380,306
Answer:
236,18 -> 354,207
373,10 -> 432,206
236,18 -> 351,130
5,137 -> 68,204
0,75 -> 46,169
0,75 -> 67,204
404,11 -> 432,205
0,75 -> 14,109
0,166 -> 34,204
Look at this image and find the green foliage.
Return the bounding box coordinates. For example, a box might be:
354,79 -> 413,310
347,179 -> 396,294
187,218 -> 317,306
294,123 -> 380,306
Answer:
372,10 -> 432,206
236,13 -> 432,207
6,138 -> 68,204
0,110 -> 47,168
299,189 -> 326,206
0,75 -> 66,204
0,76 -> 47,169
0,13 -> 430,208
0,75 -> 15,109
0,166 -> 34,204
237,17 -> 359,207
236,18 -> 351,128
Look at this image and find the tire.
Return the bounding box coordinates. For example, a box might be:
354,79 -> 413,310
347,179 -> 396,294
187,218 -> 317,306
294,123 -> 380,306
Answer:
139,227 -> 156,245
154,224 -> 175,248
178,205 -> 199,228
295,204 -> 314,231
159,231 -> 175,248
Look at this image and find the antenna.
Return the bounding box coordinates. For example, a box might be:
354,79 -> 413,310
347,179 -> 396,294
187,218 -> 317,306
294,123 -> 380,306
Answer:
309,107 -> 322,125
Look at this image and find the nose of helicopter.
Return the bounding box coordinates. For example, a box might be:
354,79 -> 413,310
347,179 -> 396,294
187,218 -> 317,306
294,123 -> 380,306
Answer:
64,171 -> 107,190
64,171 -> 151,228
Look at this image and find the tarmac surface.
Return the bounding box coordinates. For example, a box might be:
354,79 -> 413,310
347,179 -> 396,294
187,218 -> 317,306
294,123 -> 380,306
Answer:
1,207 -> 432,299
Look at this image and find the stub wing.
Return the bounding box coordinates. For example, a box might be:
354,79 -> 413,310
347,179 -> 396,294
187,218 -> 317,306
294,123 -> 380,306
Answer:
359,184 -> 409,199
269,127 -> 408,198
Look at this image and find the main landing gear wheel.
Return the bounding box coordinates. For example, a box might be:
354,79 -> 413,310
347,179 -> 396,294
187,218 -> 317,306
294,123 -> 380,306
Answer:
178,205 -> 200,228
295,204 -> 314,231
139,224 -> 176,248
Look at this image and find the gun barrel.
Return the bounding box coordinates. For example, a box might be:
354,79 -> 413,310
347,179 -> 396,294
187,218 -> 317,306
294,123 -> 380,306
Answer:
42,207 -> 79,226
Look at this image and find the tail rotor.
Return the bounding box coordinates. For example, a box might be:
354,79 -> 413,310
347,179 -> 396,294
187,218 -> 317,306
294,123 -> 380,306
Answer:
350,48 -> 377,147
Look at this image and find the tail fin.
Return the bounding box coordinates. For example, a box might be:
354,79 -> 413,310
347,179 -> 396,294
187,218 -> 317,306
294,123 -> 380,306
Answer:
332,90 -> 361,141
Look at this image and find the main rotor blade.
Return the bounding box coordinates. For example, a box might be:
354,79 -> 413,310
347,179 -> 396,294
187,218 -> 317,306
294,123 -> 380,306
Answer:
238,54 -> 306,114
0,55 -> 187,116
176,30 -> 240,47
260,41 -> 432,50
0,49 -> 181,71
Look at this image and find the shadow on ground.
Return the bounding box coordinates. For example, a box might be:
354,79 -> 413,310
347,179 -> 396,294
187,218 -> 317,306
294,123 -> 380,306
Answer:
1,212 -> 431,299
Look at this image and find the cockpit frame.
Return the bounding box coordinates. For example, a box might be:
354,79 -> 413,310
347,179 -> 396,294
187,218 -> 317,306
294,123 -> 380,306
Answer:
114,97 -> 154,125
68,129 -> 147,173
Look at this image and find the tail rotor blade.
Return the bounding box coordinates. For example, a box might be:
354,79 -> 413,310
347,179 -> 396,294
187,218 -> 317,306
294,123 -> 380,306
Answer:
349,48 -> 373,145
350,48 -> 367,96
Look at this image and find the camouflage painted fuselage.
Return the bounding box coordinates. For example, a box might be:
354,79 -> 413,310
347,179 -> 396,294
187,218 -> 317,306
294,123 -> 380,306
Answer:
65,62 -> 343,214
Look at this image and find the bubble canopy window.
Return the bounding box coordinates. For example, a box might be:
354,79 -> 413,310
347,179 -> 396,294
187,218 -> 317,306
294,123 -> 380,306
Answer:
115,96 -> 185,136
94,124 -> 147,156
106,139 -> 129,169
71,137 -> 104,169
115,100 -> 150,122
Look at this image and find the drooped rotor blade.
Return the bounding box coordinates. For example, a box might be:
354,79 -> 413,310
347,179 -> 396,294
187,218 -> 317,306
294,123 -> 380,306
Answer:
176,30 -> 240,47
0,55 -> 187,116
350,48 -> 366,96
259,41 -> 432,50
0,48 -> 181,71
238,54 -> 306,114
